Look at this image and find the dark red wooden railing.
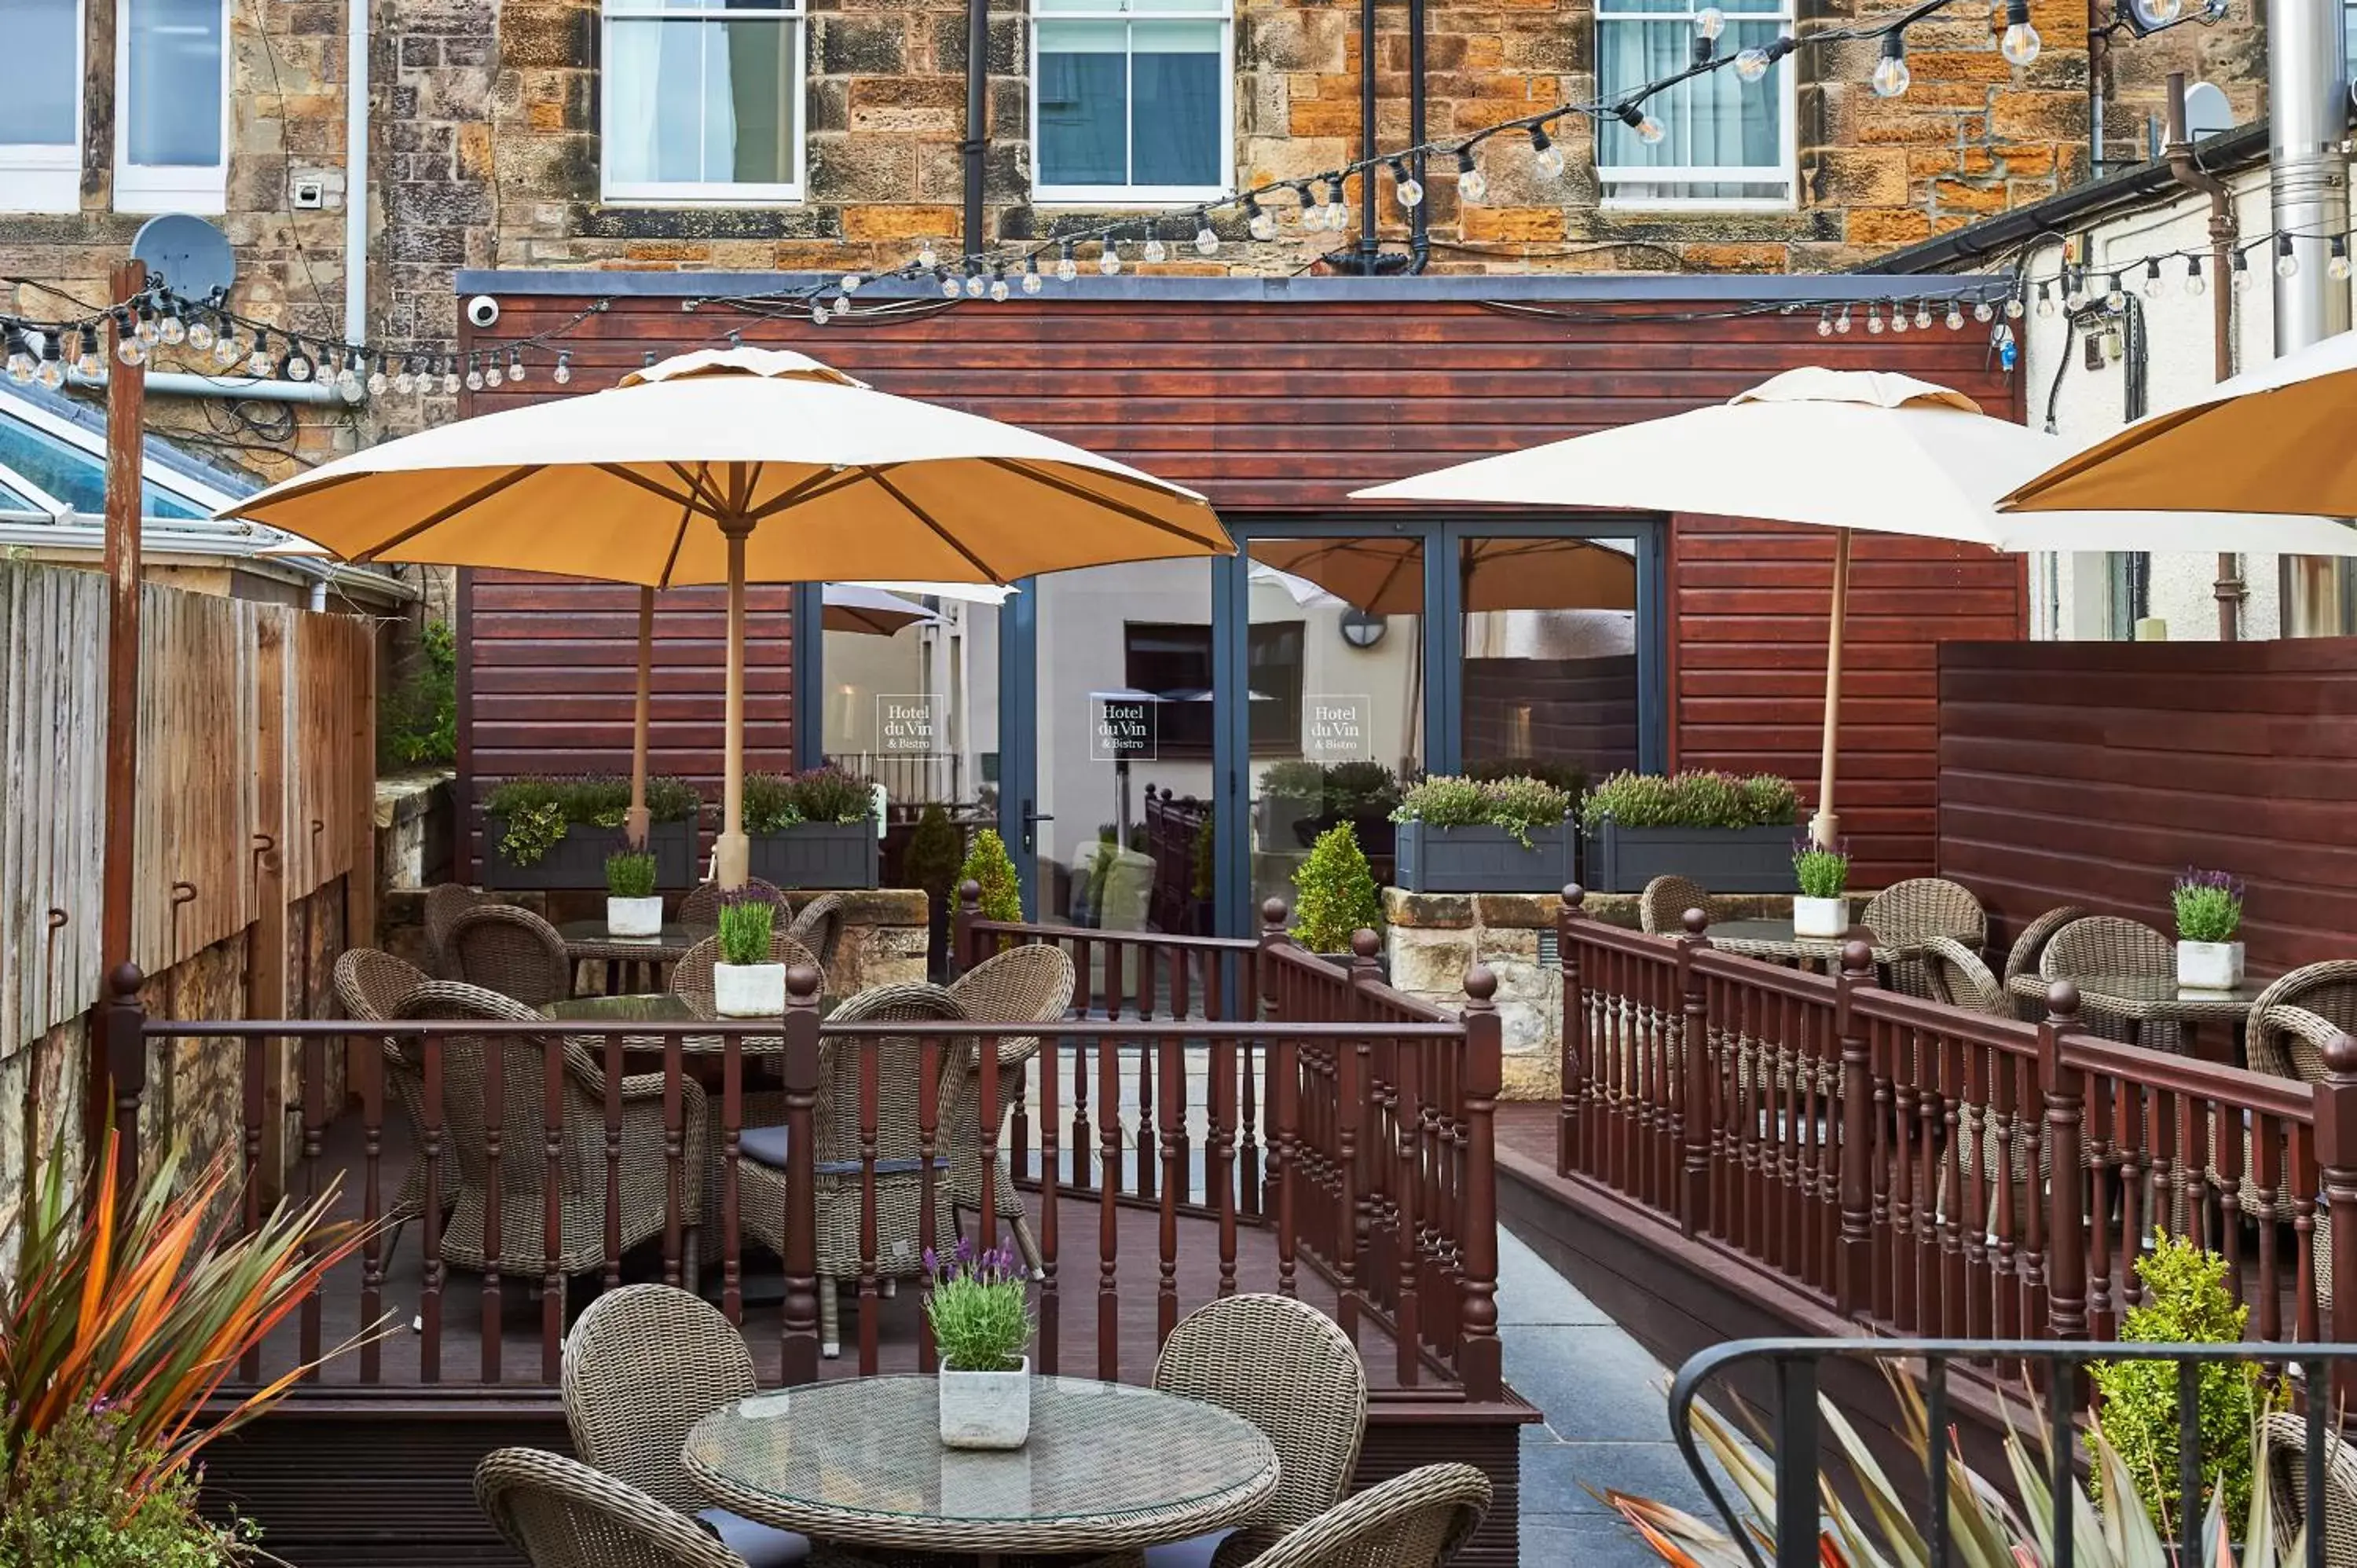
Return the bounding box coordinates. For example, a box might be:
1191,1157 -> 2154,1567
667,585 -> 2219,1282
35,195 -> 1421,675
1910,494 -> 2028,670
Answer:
1556,888 -> 2357,1351
106,901 -> 1503,1404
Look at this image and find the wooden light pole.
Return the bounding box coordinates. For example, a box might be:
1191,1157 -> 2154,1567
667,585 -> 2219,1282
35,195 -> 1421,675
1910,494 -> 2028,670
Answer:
101,257 -> 148,973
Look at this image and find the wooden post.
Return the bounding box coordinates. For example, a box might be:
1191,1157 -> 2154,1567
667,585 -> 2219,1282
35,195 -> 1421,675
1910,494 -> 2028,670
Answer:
1676,908 -> 1712,1237
779,963 -> 823,1383
625,585 -> 654,849
953,878 -> 982,976
714,518 -> 751,888
100,257 -> 148,974
2040,981 -> 2088,1340
104,963 -> 148,1192
1835,937 -> 1875,1318
1457,965 -> 1504,1402
2312,1028 -> 2357,1377
1558,885 -> 1584,1178
251,611 -> 291,1199
1808,526 -> 1851,850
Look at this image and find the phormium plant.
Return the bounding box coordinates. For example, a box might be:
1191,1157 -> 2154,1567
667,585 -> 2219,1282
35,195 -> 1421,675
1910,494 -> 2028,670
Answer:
923,1239 -> 1032,1372
1292,822 -> 1383,954
1792,840 -> 1849,898
717,896 -> 775,966
2172,868 -> 2245,943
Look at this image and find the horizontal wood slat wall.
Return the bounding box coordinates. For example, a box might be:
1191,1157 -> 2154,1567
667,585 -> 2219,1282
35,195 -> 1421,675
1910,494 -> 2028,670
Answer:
1937,637 -> 2357,972
457,291 -> 2025,886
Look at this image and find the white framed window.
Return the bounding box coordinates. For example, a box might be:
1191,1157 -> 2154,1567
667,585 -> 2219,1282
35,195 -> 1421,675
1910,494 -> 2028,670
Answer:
114,0 -> 229,214
1596,0 -> 1795,209
0,0 -> 83,213
602,0 -> 806,205
1032,0 -> 1232,205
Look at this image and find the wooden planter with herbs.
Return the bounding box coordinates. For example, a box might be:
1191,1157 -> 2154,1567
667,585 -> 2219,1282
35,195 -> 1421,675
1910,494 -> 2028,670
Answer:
742,767 -> 882,890
1574,770 -> 1802,894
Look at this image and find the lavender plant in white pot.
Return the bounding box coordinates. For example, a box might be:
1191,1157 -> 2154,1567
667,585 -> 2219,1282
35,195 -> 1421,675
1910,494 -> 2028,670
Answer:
2172,868 -> 2246,991
926,1239 -> 1032,1449
712,896 -> 785,1017
603,852 -> 663,938
1791,839 -> 1850,939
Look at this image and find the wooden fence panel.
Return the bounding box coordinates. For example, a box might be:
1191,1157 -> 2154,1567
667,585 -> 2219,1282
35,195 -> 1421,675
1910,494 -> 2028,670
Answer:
132,586 -> 261,976
0,563 -> 108,1043
286,609 -> 372,900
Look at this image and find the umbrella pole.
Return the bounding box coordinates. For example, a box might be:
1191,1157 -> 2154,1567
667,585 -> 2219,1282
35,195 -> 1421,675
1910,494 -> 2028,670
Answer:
626,585 -> 653,852
715,526 -> 751,889
1809,527 -> 1850,851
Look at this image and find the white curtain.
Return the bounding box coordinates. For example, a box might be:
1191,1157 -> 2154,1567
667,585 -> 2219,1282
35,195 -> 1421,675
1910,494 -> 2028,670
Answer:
1597,13 -> 1780,195
608,15 -> 739,185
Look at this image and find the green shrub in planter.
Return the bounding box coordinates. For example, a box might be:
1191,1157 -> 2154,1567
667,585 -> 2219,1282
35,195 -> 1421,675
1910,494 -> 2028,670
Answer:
745,767 -> 881,888
1391,774 -> 1576,892
717,897 -> 775,966
605,852 -> 658,899
2,1407 -> 256,1567
1791,842 -> 1848,899
482,775 -> 702,888
1578,770 -> 1801,893
1467,755 -> 1588,801
960,830 -> 1023,922
1292,822 -> 1384,955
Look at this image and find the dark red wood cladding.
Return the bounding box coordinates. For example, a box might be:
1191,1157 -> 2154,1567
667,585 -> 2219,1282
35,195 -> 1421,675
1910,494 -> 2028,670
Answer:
459,288 -> 2025,885
1937,637 -> 2357,973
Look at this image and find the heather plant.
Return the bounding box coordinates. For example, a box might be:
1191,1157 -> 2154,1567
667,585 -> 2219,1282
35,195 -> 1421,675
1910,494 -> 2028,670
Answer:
1,1408 -> 255,1567
485,775 -> 702,863
1258,759 -> 1327,803
1580,770 -> 1799,830
1793,841 -> 1849,898
1391,775 -> 1491,828
2172,868 -> 2245,943
1320,760 -> 1402,819
959,830 -> 1022,922
1468,755 -> 1588,800
1292,822 -> 1383,953
742,773 -> 801,833
1480,775 -> 1574,848
604,852 -> 658,899
790,766 -> 878,825
923,1239 -> 1032,1372
717,896 -> 775,965
1392,775 -> 1570,848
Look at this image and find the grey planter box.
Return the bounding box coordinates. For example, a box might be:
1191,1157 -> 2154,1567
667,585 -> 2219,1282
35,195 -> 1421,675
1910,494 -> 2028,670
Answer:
1581,820 -> 1795,893
1394,821 -> 1575,892
481,816 -> 697,891
750,822 -> 880,889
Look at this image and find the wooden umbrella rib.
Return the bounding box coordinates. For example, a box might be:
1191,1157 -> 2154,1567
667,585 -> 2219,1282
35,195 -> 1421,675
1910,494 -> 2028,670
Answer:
597,463 -> 711,514
985,459 -> 1228,549
867,470 -> 1005,581
665,461 -> 729,515
353,466 -> 541,562
657,494 -> 698,591
743,465 -> 882,522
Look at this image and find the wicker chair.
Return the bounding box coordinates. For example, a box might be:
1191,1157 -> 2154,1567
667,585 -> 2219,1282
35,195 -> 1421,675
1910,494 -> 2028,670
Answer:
423,882 -> 489,979
562,1286 -> 810,1568
475,1448 -> 749,1568
446,903 -> 574,1008
2233,963 -> 2357,1236
1860,878 -> 1988,998
2039,915 -> 2179,1050
1639,876 -> 1711,937
680,877 -> 791,925
2264,1411 -> 2357,1568
394,981 -> 706,1303
1143,1292 -> 1369,1568
786,893 -> 849,982
945,943 -> 1076,1276
1247,1464 -> 1493,1568
735,982 -> 968,1358
2002,905 -> 2088,1019
333,947 -> 453,1252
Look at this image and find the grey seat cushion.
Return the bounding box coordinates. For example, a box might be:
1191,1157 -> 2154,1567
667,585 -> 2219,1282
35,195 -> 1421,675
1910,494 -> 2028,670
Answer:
698,1506 -> 811,1566
739,1124 -> 940,1178
1142,1528 -> 1236,1568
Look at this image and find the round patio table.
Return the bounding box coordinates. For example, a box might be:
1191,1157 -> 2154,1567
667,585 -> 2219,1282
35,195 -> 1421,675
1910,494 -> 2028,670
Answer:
1707,918 -> 1930,969
556,919 -> 713,992
684,1376 -> 1281,1564
2005,970 -> 2267,1063
541,991 -> 840,1053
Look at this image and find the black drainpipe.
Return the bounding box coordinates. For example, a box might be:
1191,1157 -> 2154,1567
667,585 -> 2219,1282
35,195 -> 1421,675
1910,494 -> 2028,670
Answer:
1357,0 -> 1379,271
963,0 -> 988,263
1408,0 -> 1428,270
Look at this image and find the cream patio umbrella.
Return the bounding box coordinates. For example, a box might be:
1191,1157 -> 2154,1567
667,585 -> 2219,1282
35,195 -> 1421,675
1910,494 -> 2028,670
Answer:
220,346 -> 1231,886
1355,367 -> 2357,848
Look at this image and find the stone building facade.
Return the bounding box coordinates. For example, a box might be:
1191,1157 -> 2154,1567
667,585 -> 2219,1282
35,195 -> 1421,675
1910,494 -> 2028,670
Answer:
0,0 -> 2274,480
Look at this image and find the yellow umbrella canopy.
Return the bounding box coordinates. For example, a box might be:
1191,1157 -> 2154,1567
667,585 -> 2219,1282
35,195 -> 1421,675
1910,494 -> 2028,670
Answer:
1247,535 -> 1637,617
220,347 -> 1233,886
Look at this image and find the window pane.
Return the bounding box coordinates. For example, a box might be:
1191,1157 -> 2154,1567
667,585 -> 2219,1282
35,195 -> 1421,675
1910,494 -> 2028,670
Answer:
126,0 -> 222,167
607,16 -> 794,186
0,0 -> 78,146
1132,23 -> 1221,187
0,408 -> 207,518
1598,16 -> 1782,179
1038,20 -> 1127,187
1457,537 -> 1641,791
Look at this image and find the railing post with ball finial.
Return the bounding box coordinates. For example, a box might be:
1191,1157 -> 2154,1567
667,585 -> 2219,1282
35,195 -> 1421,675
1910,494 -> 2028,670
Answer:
1457,964 -> 1503,1402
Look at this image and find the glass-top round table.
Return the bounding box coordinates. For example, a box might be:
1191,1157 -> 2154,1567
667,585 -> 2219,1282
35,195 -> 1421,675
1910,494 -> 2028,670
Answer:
684,1376 -> 1280,1560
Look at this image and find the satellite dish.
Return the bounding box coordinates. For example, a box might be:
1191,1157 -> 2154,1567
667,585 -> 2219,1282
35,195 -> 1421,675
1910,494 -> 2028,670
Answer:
2183,82 -> 2234,141
130,214 -> 236,302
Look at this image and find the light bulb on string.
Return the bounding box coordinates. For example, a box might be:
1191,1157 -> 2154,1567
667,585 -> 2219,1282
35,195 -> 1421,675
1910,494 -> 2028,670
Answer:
213,326 -> 241,366
438,359 -> 458,395
2000,0 -> 2040,66
368,356 -> 389,396
1617,104 -> 1666,145
2276,233 -> 2300,278
506,348 -> 525,383
1022,253 -> 1043,294
1323,180 -> 1351,229
2062,268 -> 2085,310
1865,304 -> 1884,334
394,357 -> 416,395
1816,310 -> 1834,338
1194,215 -> 1219,255
1296,183 -> 1323,229
463,354 -> 482,392
2332,236 -> 2355,281
1945,301 -> 1965,331
133,302 -> 160,346
2232,247 -> 2253,291
4,332 -> 34,384
2102,273 -> 2124,310
1734,42 -> 1773,82
116,330 -> 146,368
940,268 -> 963,299
1913,299 -> 1932,329
964,268 -> 988,298
1142,230 -> 1168,265
34,335 -> 64,390
74,331 -> 101,379
2142,258 -> 2165,299
1455,148 -> 1486,204
338,368 -> 365,405
1057,242 -> 1079,283
284,342 -> 315,382
1694,5 -> 1725,38
1530,126 -> 1566,178
1389,158 -> 1424,210
1974,299 -> 1994,322
245,330 -> 272,378
186,314 -> 214,351
1247,196 -> 1277,241
1889,303 -> 1908,334
1098,240 -> 1123,277
2185,255 -> 2206,295
157,309 -> 185,346
917,241 -> 939,271
1834,304 -> 1852,333
2034,280 -> 2053,317
989,267 -> 1010,302
2003,291 -> 2023,320
552,351 -> 573,386
1870,30 -> 1910,98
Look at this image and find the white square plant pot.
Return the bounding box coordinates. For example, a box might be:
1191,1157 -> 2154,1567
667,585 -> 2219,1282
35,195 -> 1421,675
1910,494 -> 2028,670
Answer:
606,896 -> 664,938
1791,896 -> 1849,939
713,962 -> 787,1017
938,1357 -> 1031,1450
2176,940 -> 2245,992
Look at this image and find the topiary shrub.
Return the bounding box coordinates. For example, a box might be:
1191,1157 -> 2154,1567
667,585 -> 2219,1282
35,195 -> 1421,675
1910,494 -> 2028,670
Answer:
904,803 -> 966,907
2090,1230 -> 2282,1538
959,829 -> 1022,922
1292,822 -> 1384,954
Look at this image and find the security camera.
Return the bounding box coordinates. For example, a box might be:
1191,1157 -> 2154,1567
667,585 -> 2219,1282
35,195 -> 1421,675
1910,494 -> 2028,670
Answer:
465,295 -> 500,329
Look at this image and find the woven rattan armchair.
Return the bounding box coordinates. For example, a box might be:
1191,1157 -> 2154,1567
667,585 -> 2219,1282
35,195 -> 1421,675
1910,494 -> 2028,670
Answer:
1639,876 -> 1712,937
447,903 -> 574,1008
681,878 -> 791,925
1922,936 -> 2007,1017
2265,1411 -> 2357,1568
1143,1292 -> 1368,1568
394,981 -> 706,1302
476,1448 -> 750,1568
1919,936 -> 2057,1228
735,982 -> 967,1357
423,882 -> 489,978
786,893 -> 848,981
563,1286 -> 810,1568
333,947 -> 453,1253
2039,915 -> 2179,1050
2235,979 -> 2357,1234
1246,1464 -> 1493,1568
2002,906 -> 2088,1018
945,943 -> 1076,1276
1860,878 -> 1988,998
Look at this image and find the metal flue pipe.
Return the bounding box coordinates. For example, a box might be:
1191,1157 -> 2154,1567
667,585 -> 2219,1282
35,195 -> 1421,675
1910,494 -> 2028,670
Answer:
2162,71 -> 2245,639
2269,0 -> 2353,635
